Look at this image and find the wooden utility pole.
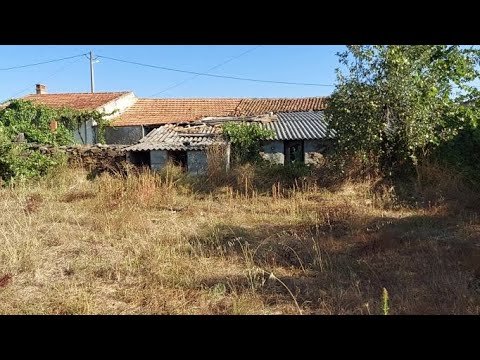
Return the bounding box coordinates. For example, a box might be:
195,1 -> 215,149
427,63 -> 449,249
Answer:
89,51 -> 95,93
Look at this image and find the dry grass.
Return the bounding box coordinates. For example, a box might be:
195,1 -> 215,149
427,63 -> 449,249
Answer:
0,164 -> 479,314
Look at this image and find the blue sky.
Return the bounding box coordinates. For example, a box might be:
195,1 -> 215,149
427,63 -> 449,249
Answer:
0,45 -> 345,102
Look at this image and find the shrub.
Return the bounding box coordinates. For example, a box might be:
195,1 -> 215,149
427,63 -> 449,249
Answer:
433,124 -> 480,187
222,122 -> 274,164
0,99 -> 105,184
0,139 -> 67,184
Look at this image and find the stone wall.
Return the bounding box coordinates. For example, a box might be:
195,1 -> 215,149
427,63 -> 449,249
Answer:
304,139 -> 330,166
30,143 -> 128,176
260,140 -> 285,164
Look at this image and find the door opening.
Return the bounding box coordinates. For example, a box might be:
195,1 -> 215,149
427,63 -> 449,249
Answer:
167,150 -> 188,171
284,140 -> 304,164
129,151 -> 150,166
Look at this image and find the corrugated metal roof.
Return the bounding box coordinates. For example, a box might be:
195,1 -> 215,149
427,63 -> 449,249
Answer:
126,111 -> 333,152
259,111 -> 334,140
126,124 -> 226,151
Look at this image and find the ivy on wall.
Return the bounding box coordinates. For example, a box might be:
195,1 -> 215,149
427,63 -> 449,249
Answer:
0,99 -> 112,183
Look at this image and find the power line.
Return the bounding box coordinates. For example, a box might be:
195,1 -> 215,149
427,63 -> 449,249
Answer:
0,53 -> 86,71
97,54 -> 334,87
151,46 -> 262,96
1,57 -> 85,103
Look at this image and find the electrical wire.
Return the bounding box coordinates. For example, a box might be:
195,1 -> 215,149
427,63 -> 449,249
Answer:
97,54 -> 334,87
0,53 -> 87,71
151,46 -> 262,96
1,56 -> 85,103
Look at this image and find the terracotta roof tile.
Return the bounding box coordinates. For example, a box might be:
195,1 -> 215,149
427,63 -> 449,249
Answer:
237,97 -> 327,115
112,97 -> 327,126
112,98 -> 241,126
22,92 -> 130,111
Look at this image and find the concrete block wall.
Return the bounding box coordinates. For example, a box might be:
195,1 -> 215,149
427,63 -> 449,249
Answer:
150,150 -> 168,170
105,126 -> 144,145
187,151 -> 208,174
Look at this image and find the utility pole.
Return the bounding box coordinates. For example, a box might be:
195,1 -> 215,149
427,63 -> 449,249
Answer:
89,51 -> 95,93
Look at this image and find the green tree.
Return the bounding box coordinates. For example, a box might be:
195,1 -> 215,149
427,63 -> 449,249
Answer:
325,45 -> 480,176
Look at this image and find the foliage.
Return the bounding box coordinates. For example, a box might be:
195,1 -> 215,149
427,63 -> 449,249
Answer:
0,99 -> 108,183
1,100 -> 75,145
325,45 -> 480,176
59,109 -> 112,145
222,122 -> 274,164
434,123 -> 480,186
94,117 -> 112,144
0,99 -> 111,145
0,132 -> 67,183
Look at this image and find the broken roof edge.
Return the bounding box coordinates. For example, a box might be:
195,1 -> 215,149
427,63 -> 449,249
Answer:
126,139 -> 227,152
113,114 -> 279,127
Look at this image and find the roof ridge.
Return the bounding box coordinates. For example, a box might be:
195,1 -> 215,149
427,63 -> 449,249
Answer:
137,97 -> 244,101
24,91 -> 131,96
136,96 -> 329,101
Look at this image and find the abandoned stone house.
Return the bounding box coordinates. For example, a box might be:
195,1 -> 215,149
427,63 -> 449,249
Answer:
126,124 -> 228,174
125,111 -> 334,174
13,84 -> 333,173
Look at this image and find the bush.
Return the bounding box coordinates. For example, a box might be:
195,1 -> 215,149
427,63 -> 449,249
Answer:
0,99 -> 100,184
0,143 -> 67,184
433,125 -> 480,187
0,120 -> 67,184
222,122 -> 274,164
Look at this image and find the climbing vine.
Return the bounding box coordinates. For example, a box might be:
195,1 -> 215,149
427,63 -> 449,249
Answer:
0,99 -> 112,145
0,99 -> 112,183
222,122 -> 274,164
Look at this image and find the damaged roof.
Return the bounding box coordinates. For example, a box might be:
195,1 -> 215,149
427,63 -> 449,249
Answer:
113,97 -> 328,126
126,124 -> 226,151
126,110 -> 332,152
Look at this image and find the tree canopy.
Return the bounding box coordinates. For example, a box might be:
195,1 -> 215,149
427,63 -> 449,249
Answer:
325,45 -> 480,175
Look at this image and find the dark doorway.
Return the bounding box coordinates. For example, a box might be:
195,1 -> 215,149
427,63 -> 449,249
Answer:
284,140 -> 304,164
129,151 -> 150,166
167,151 -> 188,171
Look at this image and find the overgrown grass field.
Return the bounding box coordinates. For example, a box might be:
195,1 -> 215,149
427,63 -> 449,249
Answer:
0,164 -> 479,314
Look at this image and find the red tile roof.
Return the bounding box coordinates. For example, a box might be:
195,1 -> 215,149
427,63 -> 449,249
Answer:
112,97 -> 328,126
22,92 -> 130,111
113,98 -> 241,126
238,97 -> 328,116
